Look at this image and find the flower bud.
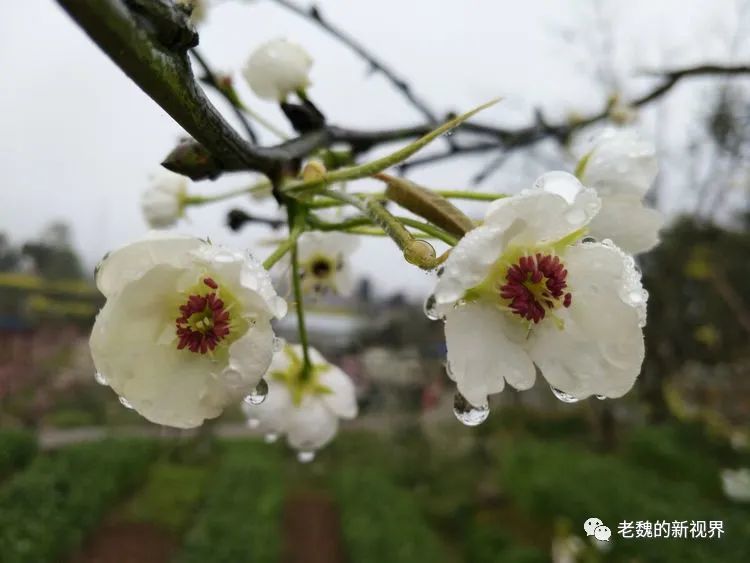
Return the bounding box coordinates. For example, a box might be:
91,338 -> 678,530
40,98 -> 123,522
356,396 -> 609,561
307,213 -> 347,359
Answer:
242,38 -> 313,101
141,171 -> 188,229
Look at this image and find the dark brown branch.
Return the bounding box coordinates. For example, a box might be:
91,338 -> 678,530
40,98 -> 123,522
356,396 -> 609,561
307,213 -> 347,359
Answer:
190,48 -> 258,143
56,0 -> 287,178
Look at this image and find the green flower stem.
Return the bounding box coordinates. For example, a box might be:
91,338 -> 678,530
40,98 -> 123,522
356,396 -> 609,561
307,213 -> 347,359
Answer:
397,217 -> 458,246
238,102 -> 290,140
282,99 -> 500,197
287,205 -> 312,377
262,233 -> 299,270
185,179 -> 273,206
306,189 -> 505,209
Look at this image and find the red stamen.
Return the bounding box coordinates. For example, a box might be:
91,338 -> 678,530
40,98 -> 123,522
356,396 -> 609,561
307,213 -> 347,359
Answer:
175,278 -> 231,354
499,253 -> 572,323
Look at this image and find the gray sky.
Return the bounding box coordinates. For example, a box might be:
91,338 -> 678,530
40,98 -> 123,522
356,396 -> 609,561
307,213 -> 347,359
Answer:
1,0 -> 747,296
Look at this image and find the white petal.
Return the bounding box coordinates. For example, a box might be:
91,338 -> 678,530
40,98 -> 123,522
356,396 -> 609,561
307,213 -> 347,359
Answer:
95,233 -> 201,297
242,379 -> 293,434
333,264 -> 356,297
90,265 -> 226,428
580,128 -> 658,198
223,320 -> 275,390
189,244 -> 287,319
242,38 -> 312,101
286,397 -> 339,450
297,231 -> 359,258
528,243 -> 645,399
434,224 -> 508,308
588,194 -> 663,254
444,303 -> 535,406
486,179 -> 600,246
318,365 -> 358,419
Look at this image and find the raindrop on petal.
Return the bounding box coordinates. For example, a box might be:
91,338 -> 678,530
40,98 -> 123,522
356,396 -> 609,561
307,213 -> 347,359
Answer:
244,379 -> 269,405
595,395 -> 607,401
94,372 -> 108,386
297,450 -> 316,463
452,392 -> 490,426
423,294 -> 440,320
550,386 -> 580,403
119,396 -> 134,409
582,236 -> 597,244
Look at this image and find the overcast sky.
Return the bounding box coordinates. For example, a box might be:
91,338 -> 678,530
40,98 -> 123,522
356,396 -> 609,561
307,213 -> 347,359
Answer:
1,0 -> 748,297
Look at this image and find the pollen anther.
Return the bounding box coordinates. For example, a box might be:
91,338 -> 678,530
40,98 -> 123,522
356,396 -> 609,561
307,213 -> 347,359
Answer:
499,252 -> 572,323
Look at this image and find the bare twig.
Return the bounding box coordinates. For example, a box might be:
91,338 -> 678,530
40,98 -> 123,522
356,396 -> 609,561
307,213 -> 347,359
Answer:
190,48 -> 258,142
267,0 -> 441,124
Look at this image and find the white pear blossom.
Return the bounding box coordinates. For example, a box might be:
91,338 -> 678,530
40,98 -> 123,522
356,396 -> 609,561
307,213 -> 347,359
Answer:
574,128 -> 663,254
243,38 -> 313,101
721,468 -> 750,502
242,345 -> 357,452
295,231 -> 359,296
433,173 -> 647,408
141,171 -> 188,229
90,233 -> 287,428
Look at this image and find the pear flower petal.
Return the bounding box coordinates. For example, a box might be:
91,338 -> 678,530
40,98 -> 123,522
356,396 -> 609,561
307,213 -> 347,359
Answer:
242,345 -> 357,452
432,181 -> 647,409
141,171 -> 187,229
294,231 -> 359,296
576,129 -> 663,253
242,38 -> 312,101
90,235 -> 286,428
721,468 -> 750,503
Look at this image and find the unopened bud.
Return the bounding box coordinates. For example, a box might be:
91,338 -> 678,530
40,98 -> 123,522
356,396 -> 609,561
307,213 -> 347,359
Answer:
302,160 -> 327,183
403,240 -> 436,266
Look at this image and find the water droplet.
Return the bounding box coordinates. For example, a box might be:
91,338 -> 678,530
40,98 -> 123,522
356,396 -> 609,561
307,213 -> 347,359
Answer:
297,450 -> 316,463
423,294 -> 440,320
452,393 -> 490,426
444,361 -> 455,379
94,372 -> 107,386
564,208 -> 586,225
246,417 -> 260,429
244,379 -> 269,405
595,395 -> 607,400
628,290 -> 645,304
273,337 -> 285,353
264,432 -> 279,443
550,386 -> 580,403
582,236 -> 597,244
119,396 -> 134,409
436,266 -> 445,277
533,171 -> 582,203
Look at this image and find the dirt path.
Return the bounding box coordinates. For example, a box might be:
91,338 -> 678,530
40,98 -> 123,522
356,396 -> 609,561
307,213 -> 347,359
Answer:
70,521 -> 178,563
282,491 -> 346,563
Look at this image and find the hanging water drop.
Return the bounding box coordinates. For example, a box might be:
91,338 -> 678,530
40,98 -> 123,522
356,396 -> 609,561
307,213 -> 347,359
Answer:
452,392 -> 490,426
595,395 -> 607,400
94,372 -> 107,386
119,396 -> 134,409
582,236 -> 597,244
264,432 -> 279,444
244,379 -> 269,405
297,450 -> 315,463
423,294 -> 440,320
550,386 -> 580,403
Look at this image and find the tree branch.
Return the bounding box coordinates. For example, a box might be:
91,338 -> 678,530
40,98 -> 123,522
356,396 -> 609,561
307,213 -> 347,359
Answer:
56,0 -> 286,177
190,48 -> 258,143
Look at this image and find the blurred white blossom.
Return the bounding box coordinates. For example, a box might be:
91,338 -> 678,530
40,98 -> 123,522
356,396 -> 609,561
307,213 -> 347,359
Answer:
90,233 -> 287,428
141,171 -> 187,229
242,344 -> 357,452
243,38 -> 313,101
433,173 -> 647,408
575,128 -> 663,254
721,468 -> 750,502
295,231 -> 359,296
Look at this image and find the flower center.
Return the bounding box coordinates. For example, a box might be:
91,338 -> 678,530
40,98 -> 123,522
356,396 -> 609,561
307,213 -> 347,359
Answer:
311,257 -> 333,278
175,277 -> 231,354
499,253 -> 572,323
